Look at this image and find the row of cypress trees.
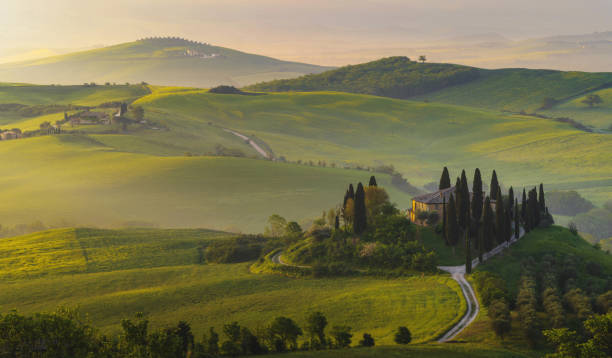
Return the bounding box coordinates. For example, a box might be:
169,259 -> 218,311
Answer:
439,167 -> 549,272
342,176 -> 378,235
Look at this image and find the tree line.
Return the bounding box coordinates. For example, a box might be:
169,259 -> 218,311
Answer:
0,309 -> 415,358
437,167 -> 553,272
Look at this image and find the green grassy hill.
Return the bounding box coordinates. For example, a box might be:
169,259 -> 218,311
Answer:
0,228 -> 463,345
541,87 -> 612,130
247,57 -> 480,99
0,134 -> 412,232
136,89 -> 612,207
0,38 -> 330,87
248,59 -> 612,129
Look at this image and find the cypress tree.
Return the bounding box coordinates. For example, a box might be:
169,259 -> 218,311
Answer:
454,177 -> 462,214
335,215 -> 340,230
465,230 -> 472,274
521,188 -> 527,224
482,197 -> 495,251
343,184 -> 355,208
446,194 -> 460,251
471,168 -> 483,248
508,186 -> 514,216
538,183 -> 546,212
514,198 -> 520,239
442,196 -> 447,244
369,176 -> 377,187
504,206 -> 512,246
439,167 -> 451,190
495,188 -> 505,245
490,170 -> 499,200
354,183 -> 367,234
457,170 -> 470,233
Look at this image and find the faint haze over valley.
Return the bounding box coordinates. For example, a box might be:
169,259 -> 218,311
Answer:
1,0 -> 611,71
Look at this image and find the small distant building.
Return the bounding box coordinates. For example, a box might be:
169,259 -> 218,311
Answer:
408,186 -> 496,223
71,111 -> 110,126
0,130 -> 21,140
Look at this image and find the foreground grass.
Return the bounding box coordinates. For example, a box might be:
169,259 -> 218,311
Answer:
267,345 -> 533,358
0,228 -> 463,345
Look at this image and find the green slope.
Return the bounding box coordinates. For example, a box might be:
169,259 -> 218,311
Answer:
0,38 -> 330,87
247,57 -> 480,98
0,135 -> 412,232
541,87 -> 612,130
0,228 -> 463,344
416,68 -> 612,113
136,90 -> 612,207
0,83 -> 150,106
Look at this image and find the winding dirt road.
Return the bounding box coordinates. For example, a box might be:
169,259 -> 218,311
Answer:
223,128 -> 270,159
437,228 -> 525,342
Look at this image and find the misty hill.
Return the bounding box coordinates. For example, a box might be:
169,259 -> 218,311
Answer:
247,57 -> 481,98
0,37 -> 331,87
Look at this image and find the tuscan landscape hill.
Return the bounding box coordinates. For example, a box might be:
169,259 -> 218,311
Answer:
0,38 -> 331,87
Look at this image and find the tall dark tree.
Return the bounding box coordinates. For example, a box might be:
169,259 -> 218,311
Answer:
454,177 -> 462,215
504,206 -> 512,246
369,176 -> 377,187
446,194 -> 460,251
490,170 -> 499,200
482,197 -> 495,251
457,170 -> 470,233
514,198 -> 520,239
508,187 -> 514,216
439,167 -> 451,190
343,184 -> 355,208
353,183 -> 367,234
471,169 -> 483,250
442,196 -> 447,244
334,216 -> 340,230
495,188 -> 505,245
465,230 -> 472,274
538,183 -> 546,212
521,188 -> 527,224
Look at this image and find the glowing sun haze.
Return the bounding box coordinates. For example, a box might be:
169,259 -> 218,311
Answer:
1,0 -> 611,66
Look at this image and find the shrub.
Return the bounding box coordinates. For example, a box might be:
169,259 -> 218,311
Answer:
359,333 -> 375,347
394,326 -> 412,344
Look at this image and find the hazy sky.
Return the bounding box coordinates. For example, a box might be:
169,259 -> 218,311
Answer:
1,0 -> 611,65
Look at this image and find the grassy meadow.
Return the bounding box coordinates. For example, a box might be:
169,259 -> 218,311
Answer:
0,228 -> 464,345
0,134 -> 412,233
136,89 -> 612,207
542,87 -> 612,130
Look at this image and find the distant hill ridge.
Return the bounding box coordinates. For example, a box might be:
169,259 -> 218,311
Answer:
247,56 -> 481,99
0,37 -> 331,87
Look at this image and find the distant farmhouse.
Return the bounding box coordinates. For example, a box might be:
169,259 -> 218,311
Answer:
70,111 -> 111,126
409,186 -> 496,223
0,129 -> 22,141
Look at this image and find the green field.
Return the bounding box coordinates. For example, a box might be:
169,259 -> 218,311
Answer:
267,345 -> 532,358
0,228 -> 463,345
542,87 -> 612,130
415,68 -> 612,113
0,83 -> 150,106
0,134 -> 413,233
135,89 -> 612,207
0,38 -> 330,87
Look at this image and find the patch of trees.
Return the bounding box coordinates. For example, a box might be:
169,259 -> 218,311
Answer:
278,177 -> 437,274
546,190 -> 595,216
204,236 -> 268,263
247,57 -> 481,99
472,272 -> 511,339
209,86 -> 263,96
0,309 -> 398,357
439,167 -> 552,272
213,144 -> 246,158
581,94 -> 603,107
544,312 -> 612,358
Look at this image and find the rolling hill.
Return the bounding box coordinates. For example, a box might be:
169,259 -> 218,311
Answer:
0,38 -> 331,87
0,227 -> 464,345
248,58 -> 612,130
135,89 -> 612,207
